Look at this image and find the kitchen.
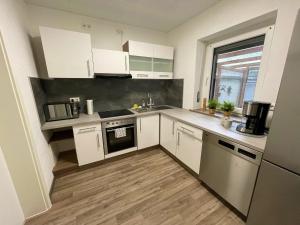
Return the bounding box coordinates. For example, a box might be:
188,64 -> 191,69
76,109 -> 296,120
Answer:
0,0 -> 299,225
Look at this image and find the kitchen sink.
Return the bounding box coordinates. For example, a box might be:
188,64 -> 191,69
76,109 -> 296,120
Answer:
134,105 -> 173,113
152,105 -> 173,110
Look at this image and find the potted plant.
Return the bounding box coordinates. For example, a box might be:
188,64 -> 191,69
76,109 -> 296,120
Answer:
221,101 -> 235,117
208,99 -> 218,115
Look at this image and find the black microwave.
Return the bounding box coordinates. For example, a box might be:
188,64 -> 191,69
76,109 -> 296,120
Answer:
43,102 -> 80,122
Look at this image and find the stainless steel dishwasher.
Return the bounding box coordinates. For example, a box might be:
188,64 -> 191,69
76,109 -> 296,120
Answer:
199,133 -> 263,216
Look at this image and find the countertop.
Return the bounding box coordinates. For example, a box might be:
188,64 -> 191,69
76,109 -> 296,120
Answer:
160,108 -> 267,153
41,108 -> 267,152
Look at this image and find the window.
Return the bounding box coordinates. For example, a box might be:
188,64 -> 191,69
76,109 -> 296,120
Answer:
209,35 -> 265,108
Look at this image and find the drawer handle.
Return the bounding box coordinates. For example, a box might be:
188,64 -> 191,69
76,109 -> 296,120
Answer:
218,140 -> 235,150
181,127 -> 194,134
78,127 -> 96,133
238,148 -> 256,159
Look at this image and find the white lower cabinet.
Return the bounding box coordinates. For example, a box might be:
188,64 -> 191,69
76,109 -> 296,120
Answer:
160,115 -> 177,155
176,129 -> 203,174
73,124 -> 104,166
160,116 -> 203,174
175,122 -> 203,174
137,114 -> 160,149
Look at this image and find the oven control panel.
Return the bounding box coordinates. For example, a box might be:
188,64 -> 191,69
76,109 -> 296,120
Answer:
103,118 -> 136,128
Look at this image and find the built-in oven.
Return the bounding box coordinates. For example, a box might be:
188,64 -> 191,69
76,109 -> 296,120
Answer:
102,118 -> 137,155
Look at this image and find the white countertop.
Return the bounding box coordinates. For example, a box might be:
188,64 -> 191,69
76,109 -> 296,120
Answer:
160,108 -> 267,153
41,108 -> 267,152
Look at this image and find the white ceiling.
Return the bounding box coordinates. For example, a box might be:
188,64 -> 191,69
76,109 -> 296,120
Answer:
24,0 -> 221,32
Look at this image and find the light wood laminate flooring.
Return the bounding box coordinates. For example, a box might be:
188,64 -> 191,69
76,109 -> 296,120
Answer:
26,148 -> 245,225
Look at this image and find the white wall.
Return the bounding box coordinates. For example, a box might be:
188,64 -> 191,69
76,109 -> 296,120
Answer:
27,4 -> 169,50
168,0 -> 300,109
0,0 -> 52,217
0,146 -> 24,225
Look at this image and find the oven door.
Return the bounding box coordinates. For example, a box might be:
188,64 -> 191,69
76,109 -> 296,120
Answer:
103,124 -> 136,154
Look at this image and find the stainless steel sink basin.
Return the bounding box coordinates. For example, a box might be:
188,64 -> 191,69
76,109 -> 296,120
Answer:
133,105 -> 173,113
134,108 -> 157,113
152,105 -> 173,110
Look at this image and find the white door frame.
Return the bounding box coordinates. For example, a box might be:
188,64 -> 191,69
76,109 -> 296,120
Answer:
0,32 -> 51,217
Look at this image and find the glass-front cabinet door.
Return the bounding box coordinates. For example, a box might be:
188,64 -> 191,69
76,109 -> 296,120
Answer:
153,58 -> 173,79
129,56 -> 153,79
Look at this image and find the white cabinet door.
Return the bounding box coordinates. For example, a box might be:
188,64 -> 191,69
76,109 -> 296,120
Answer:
160,115 -> 176,155
126,40 -> 154,57
153,44 -> 174,60
93,49 -> 129,74
176,129 -> 203,174
137,114 -> 159,149
73,124 -> 104,166
40,26 -> 93,78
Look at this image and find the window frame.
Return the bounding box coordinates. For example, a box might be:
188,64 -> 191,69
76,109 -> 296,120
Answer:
200,26 -> 275,113
209,35 -> 266,106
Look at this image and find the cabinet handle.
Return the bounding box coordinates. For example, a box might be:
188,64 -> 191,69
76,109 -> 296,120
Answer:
125,55 -> 127,71
181,126 -> 194,134
140,119 -> 142,132
159,75 -> 169,78
172,121 -> 175,135
97,133 -> 100,148
87,60 -> 91,77
137,74 -> 148,78
177,132 -> 180,146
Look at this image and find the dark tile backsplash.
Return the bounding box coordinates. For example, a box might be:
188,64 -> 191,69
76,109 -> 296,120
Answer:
30,77 -> 183,123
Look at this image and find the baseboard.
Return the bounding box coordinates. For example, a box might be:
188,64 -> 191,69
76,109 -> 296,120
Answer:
160,146 -> 200,179
24,208 -> 50,224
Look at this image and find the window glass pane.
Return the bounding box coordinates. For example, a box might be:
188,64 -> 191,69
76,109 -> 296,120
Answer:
212,44 -> 264,108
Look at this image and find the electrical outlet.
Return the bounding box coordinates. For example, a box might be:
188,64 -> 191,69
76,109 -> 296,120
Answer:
69,97 -> 80,103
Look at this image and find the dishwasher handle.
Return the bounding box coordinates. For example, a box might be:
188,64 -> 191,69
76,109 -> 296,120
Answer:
218,139 -> 235,150
237,148 -> 257,159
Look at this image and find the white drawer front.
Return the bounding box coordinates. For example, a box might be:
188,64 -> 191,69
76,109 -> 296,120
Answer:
177,122 -> 203,140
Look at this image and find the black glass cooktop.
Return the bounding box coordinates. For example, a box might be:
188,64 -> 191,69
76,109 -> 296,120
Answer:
98,109 -> 134,118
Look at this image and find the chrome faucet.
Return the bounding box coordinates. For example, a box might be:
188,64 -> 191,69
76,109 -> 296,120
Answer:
147,92 -> 155,108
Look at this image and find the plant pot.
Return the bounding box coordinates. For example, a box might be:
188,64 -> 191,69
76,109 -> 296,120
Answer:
209,108 -> 216,115
223,111 -> 232,117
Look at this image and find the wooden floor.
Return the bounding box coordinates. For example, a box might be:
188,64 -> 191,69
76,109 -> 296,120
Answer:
26,149 -> 245,225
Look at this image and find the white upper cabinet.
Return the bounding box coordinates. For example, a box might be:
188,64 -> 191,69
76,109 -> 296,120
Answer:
39,26 -> 93,78
93,49 -> 129,74
123,40 -> 174,79
153,44 -> 174,60
123,40 -> 154,57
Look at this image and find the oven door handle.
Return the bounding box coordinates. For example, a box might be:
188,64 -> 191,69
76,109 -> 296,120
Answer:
106,125 -> 135,132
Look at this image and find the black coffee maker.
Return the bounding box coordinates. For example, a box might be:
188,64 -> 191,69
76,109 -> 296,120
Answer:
236,101 -> 271,135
